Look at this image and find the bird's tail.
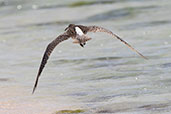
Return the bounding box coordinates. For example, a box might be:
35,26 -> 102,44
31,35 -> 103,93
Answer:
73,35 -> 92,44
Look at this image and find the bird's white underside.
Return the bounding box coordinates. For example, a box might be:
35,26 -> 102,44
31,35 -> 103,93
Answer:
75,27 -> 84,36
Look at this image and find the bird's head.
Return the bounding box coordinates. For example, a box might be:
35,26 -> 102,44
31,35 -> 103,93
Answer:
65,24 -> 75,31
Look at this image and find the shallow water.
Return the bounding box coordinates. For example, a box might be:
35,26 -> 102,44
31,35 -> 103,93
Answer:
0,0 -> 171,114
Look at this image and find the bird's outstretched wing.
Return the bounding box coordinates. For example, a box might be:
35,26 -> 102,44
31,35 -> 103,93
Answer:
32,32 -> 70,94
86,26 -> 147,59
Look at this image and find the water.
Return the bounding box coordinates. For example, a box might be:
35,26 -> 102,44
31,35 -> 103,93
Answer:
0,0 -> 171,114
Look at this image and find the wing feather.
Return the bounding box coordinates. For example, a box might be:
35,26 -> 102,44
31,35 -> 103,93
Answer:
32,32 -> 70,94
87,26 -> 147,59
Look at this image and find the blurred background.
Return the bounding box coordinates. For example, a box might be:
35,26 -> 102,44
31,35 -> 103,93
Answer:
0,0 -> 171,114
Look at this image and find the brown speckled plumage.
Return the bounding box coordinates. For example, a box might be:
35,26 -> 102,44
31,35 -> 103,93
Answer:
32,24 -> 147,94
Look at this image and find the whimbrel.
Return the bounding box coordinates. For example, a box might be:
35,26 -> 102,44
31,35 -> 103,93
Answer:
32,24 -> 147,94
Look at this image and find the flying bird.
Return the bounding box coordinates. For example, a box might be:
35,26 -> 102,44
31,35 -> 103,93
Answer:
32,24 -> 147,94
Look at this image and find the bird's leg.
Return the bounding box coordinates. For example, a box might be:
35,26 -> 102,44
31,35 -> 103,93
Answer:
83,42 -> 86,45
80,43 -> 84,47
80,42 -> 86,47
77,38 -> 84,48
82,37 -> 86,46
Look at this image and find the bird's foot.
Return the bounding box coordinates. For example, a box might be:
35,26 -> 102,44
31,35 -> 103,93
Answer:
80,43 -> 84,47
